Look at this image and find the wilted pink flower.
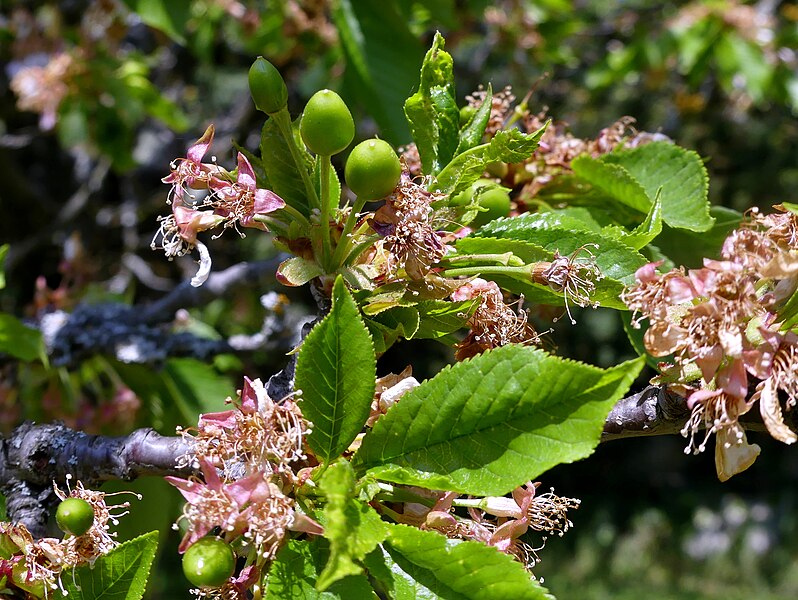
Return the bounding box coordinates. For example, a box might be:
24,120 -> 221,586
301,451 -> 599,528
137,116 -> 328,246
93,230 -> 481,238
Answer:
163,124 -> 219,202
185,377 -> 308,474
530,244 -> 604,324
166,459 -> 264,552
370,171 -> 448,280
209,152 -> 285,231
452,277 -> 540,360
622,208 -> 798,480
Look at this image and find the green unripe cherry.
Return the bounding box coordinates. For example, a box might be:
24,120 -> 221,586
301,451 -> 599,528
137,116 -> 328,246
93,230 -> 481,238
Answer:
248,57 -> 288,114
452,178 -> 512,226
459,105 -> 476,126
345,139 -> 402,200
182,538 -> 235,588
300,90 -> 355,156
56,497 -> 95,536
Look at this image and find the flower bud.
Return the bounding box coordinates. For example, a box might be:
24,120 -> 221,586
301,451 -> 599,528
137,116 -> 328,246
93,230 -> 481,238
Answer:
249,57 -> 288,114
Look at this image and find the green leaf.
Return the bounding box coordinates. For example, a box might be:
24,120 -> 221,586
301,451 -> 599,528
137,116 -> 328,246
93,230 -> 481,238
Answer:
571,154 -> 651,213
62,531 -> 159,600
414,300 -> 480,340
365,306 -> 421,354
125,0 -> 191,44
296,276 -> 376,463
0,244 -> 8,290
277,257 -> 323,287
331,0 -> 424,143
164,358 -> 236,418
361,284 -> 418,315
363,545 -> 460,600
261,116 -> 313,216
403,32 -> 460,174
363,545 -> 456,600
471,214 -> 649,309
372,307 -> 420,339
383,524 -> 553,600
0,314 -> 44,362
434,125 -> 548,196
602,142 -> 713,232
354,345 -> 643,496
602,195 -> 663,250
454,237 -> 551,265
317,461 -> 389,590
455,84 -> 492,156
267,539 -> 377,599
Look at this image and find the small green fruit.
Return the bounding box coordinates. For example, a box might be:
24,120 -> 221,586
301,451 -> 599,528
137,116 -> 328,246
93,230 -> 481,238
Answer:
300,90 -> 355,156
56,497 -> 95,537
345,139 -> 402,200
249,57 -> 288,114
182,538 -> 235,588
451,178 -> 511,226
459,105 -> 476,126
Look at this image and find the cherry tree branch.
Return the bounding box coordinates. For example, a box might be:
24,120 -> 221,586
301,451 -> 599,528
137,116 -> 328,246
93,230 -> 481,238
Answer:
32,257 -> 300,368
0,422 -> 193,537
601,385 -> 690,441
4,383 -> 792,537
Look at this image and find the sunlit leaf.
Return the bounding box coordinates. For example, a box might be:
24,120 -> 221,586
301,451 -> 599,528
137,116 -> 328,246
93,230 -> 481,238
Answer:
296,276 -> 376,463
355,345 -> 643,496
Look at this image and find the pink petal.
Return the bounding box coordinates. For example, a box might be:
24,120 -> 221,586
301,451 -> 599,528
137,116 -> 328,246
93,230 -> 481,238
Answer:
490,518 -> 528,546
224,472 -> 264,507
187,124 -> 215,163
431,491 -> 458,512
198,409 -> 238,432
164,476 -> 206,504
236,152 -> 257,190
240,377 -> 260,413
687,388 -> 722,409
232,565 -> 260,589
634,261 -> 663,284
199,458 -> 224,491
291,512 -> 324,535
717,359 -> 748,400
253,189 -> 286,215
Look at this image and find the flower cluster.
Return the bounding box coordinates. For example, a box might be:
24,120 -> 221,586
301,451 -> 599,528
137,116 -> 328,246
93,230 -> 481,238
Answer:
622,206 -> 798,480
369,171 -> 450,280
519,113 -> 667,200
451,278 -> 541,360
152,125 -> 286,286
168,378 -> 321,591
0,477 -> 135,598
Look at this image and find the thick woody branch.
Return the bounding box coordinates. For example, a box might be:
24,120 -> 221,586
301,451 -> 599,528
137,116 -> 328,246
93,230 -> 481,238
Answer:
5,383 -> 792,537
0,422 -> 192,536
